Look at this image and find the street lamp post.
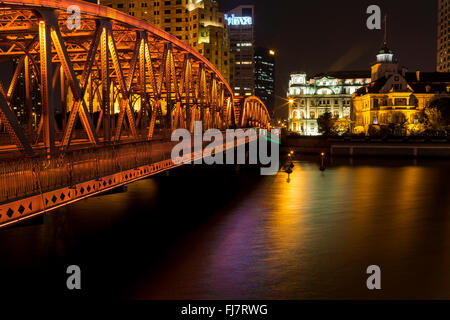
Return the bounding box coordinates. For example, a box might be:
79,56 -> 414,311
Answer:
288,98 -> 294,131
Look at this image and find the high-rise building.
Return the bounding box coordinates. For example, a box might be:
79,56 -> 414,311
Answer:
225,5 -> 255,96
101,0 -> 232,83
254,47 -> 275,114
438,0 -> 450,72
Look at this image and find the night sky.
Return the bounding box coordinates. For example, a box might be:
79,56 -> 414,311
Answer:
219,0 -> 437,117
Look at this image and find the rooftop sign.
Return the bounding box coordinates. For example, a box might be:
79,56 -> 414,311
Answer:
224,14 -> 253,26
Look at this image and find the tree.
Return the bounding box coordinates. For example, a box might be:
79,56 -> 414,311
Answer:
430,98 -> 450,126
317,112 -> 335,136
419,99 -> 449,135
333,117 -> 353,135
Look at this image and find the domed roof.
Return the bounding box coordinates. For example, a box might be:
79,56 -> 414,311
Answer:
378,42 -> 392,55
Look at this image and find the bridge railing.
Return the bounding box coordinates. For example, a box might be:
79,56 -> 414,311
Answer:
0,139 -> 177,204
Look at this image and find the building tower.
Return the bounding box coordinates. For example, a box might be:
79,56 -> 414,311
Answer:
370,42 -> 399,81
101,0 -> 232,83
225,5 -> 255,97
438,0 -> 450,72
254,47 -> 275,114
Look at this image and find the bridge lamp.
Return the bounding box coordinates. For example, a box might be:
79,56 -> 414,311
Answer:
289,99 -> 294,104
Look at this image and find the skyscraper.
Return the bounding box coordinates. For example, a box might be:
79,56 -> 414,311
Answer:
254,47 -> 275,114
438,0 -> 450,72
101,0 -> 232,83
225,5 -> 255,96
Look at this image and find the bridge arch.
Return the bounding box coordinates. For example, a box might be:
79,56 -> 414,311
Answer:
240,96 -> 271,130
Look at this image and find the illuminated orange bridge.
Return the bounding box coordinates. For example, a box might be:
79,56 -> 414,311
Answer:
0,0 -> 271,227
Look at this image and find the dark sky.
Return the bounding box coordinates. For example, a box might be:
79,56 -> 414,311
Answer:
219,0 -> 437,116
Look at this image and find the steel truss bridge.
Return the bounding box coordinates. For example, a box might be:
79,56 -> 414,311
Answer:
0,0 -> 271,228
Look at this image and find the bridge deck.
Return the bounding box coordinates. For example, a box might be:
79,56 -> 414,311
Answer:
0,133 -> 253,228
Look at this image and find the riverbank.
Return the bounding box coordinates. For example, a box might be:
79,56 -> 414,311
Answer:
282,136 -> 450,158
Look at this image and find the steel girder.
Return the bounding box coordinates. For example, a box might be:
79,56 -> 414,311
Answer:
0,0 -> 269,157
240,96 -> 271,130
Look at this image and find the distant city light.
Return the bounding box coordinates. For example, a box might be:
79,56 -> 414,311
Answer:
269,50 -> 275,56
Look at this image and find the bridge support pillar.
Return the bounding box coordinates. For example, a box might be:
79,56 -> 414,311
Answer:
100,25 -> 111,142
38,16 -> 55,155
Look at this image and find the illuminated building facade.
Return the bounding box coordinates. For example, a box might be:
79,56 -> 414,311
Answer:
226,5 -> 255,96
287,71 -> 370,135
438,0 -> 450,72
254,47 -> 275,114
101,0 -> 232,83
353,42 -> 450,134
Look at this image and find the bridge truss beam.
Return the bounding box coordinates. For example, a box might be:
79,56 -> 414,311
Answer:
0,0 -> 270,157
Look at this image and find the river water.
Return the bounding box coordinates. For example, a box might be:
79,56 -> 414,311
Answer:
1,158 -> 450,299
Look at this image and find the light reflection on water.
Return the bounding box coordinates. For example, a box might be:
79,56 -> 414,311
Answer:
1,159 -> 450,299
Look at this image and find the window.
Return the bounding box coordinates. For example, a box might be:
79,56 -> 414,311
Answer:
373,114 -> 378,125
165,27 -> 171,31
164,18 -> 171,23
176,27 -> 182,31
164,10 -> 171,14
164,1 -> 170,5
117,3 -> 124,8
128,3 -> 134,8
176,9 -> 182,13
